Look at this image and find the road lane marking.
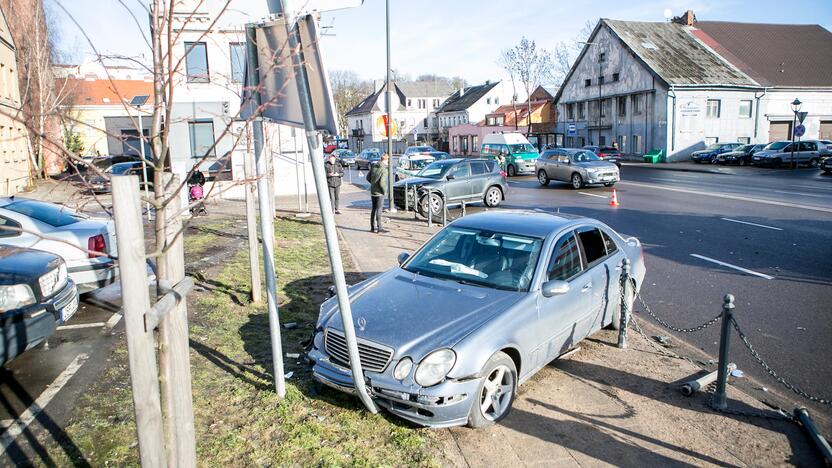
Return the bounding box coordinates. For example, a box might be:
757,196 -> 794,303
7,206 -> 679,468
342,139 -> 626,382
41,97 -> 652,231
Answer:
619,181 -> 832,213
0,353 -> 89,455
690,254 -> 775,280
720,218 -> 783,231
56,322 -> 106,331
578,191 -> 608,199
771,190 -> 827,198
106,313 -> 122,329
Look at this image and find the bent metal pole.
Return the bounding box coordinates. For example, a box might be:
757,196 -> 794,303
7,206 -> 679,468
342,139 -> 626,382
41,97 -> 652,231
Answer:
269,0 -> 378,413
245,26 -> 286,397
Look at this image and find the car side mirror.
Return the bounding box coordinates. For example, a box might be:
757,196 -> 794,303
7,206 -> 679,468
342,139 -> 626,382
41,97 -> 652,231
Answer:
541,279 -> 570,297
397,252 -> 410,265
327,285 -> 337,298
446,174 -> 455,180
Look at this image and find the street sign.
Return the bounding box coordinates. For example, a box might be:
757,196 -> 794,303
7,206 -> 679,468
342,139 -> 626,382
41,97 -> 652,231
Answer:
794,124 -> 806,138
277,0 -> 364,21
240,16 -> 338,135
567,124 -> 577,137
797,111 -> 808,124
376,114 -> 397,137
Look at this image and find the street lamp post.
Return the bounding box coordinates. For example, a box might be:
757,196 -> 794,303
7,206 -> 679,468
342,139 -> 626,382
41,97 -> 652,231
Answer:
385,0 -> 396,212
579,41 -> 603,146
790,98 -> 802,169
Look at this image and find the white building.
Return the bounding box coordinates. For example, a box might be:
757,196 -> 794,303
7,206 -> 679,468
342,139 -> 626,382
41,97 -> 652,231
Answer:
346,80 -> 455,153
555,11 -> 832,161
159,0 -> 316,197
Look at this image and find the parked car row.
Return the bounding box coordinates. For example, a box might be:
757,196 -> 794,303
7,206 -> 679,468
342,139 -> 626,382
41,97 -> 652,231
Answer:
690,140 -> 831,168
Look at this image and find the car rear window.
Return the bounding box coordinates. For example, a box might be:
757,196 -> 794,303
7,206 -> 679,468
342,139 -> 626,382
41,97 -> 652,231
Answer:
0,216 -> 21,237
4,200 -> 84,227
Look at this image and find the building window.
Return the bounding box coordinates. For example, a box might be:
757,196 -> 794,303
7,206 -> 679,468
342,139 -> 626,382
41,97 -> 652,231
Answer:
472,135 -> 478,151
487,98 -> 492,105
418,99 -> 426,109
189,120 -> 216,157
706,99 -> 721,118
496,116 -> 504,125
566,103 -> 575,120
584,79 -> 591,87
486,116 -> 495,125
600,99 -> 609,118
432,99 -> 440,108
423,118 -> 428,128
462,136 -> 469,153
739,100 -> 752,118
495,98 -> 499,105
599,75 -> 605,85
599,52 -> 606,62
738,137 -> 751,144
617,96 -> 626,117
632,94 -> 643,114
632,134 -> 642,154
612,73 -> 619,82
599,135 -> 606,146
578,102 -> 585,120
705,136 -> 719,146
617,135 -> 627,152
407,99 -> 412,107
185,42 -> 209,83
229,43 -> 246,83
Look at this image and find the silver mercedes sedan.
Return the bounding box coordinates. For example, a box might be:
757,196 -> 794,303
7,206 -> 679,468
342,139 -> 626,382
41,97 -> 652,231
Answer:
309,210 -> 645,428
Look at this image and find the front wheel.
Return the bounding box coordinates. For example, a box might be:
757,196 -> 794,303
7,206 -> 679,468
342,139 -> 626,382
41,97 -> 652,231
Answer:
809,158 -> 819,168
571,173 -> 583,190
467,352 -> 517,428
418,192 -> 444,222
537,170 -> 550,186
604,182 -> 615,187
506,164 -> 517,177
738,159 -> 746,166
484,186 -> 502,207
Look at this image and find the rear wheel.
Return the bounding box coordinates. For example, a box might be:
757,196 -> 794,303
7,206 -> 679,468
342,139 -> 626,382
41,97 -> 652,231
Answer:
738,159 -> 746,166
484,186 -> 502,207
571,173 -> 583,190
809,158 -> 819,168
506,164 -> 517,177
467,352 -> 517,428
537,170 -> 550,186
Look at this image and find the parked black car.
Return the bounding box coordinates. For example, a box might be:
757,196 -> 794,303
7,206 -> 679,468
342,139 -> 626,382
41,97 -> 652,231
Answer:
583,145 -> 622,166
715,144 -> 765,166
821,156 -> 832,174
355,148 -> 382,170
393,158 -> 507,220
0,246 -> 78,366
87,161 -> 156,193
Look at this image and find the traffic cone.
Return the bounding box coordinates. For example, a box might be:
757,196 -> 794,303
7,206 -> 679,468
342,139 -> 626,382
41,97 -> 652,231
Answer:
610,189 -> 620,207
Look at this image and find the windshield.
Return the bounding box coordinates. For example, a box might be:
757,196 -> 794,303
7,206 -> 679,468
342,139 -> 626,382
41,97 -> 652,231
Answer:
403,226 -> 542,292
571,151 -> 601,162
509,143 -> 535,154
4,200 -> 85,227
765,141 -> 790,151
409,158 -> 434,170
111,163 -> 137,175
417,161 -> 455,179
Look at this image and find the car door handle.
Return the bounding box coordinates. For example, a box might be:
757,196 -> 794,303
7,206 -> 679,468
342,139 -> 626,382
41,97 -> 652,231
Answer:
581,283 -> 592,292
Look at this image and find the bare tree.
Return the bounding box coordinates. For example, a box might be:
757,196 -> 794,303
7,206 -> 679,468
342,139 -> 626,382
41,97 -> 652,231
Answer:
552,20 -> 596,86
330,69 -> 372,137
497,50 -> 520,130
500,37 -> 554,134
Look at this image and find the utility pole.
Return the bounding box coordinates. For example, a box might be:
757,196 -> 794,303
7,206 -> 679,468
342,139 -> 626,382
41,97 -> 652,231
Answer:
244,122 -> 262,303
385,0 -> 395,212
245,26 -> 286,397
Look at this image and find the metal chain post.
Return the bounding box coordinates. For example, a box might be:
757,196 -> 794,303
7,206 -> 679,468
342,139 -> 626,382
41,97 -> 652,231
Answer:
427,188 -> 433,228
617,258 -> 631,348
404,179 -> 409,212
442,197 -> 448,226
713,294 -> 735,410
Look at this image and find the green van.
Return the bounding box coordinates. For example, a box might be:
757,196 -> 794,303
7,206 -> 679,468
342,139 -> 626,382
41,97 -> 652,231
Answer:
480,132 -> 539,176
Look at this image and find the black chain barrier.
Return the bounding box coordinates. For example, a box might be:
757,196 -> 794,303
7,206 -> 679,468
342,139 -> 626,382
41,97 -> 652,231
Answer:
635,292 -> 722,333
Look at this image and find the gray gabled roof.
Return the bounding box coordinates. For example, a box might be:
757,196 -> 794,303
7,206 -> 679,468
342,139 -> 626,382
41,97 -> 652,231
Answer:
437,81 -> 499,113
604,20 -> 756,87
396,81 -> 456,98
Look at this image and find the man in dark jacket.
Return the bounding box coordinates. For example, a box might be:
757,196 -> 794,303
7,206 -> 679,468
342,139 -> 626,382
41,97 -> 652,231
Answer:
367,153 -> 389,233
325,154 -> 344,214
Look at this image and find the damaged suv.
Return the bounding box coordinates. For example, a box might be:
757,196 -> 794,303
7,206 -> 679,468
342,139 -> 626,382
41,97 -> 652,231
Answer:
308,210 -> 645,428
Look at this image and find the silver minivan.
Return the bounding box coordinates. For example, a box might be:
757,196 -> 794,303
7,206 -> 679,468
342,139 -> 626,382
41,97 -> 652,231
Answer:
536,148 -> 620,189
752,140 -> 823,168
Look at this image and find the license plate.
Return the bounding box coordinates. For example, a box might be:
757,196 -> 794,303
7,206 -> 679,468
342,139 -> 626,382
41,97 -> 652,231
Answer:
61,294 -> 79,323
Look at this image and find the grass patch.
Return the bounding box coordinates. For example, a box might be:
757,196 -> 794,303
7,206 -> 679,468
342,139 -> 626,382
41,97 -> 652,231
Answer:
40,214 -> 440,466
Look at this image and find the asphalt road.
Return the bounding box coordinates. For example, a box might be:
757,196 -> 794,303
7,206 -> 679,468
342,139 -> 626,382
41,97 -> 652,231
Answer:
496,164 -> 832,417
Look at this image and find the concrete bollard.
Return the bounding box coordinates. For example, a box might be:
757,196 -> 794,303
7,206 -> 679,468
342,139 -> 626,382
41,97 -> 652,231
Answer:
713,294 -> 735,410
680,363 -> 736,396
794,407 -> 832,465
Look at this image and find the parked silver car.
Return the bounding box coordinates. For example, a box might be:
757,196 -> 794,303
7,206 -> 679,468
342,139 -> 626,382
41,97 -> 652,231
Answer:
536,148 -> 620,189
309,210 -> 645,428
752,140 -> 823,168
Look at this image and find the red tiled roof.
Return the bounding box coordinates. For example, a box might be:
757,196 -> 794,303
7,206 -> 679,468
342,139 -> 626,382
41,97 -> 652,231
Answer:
58,78 -> 153,106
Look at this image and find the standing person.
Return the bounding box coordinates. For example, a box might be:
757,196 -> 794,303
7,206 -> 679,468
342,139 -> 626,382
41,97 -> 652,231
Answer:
367,153 -> 389,233
612,141 -> 620,151
325,154 -> 344,214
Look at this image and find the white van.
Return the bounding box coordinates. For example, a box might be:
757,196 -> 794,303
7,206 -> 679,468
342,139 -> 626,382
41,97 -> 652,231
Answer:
480,132 -> 539,177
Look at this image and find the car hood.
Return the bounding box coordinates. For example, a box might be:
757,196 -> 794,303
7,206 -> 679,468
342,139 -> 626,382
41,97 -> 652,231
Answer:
0,246 -> 60,284
575,161 -> 618,170
691,149 -> 714,156
394,177 -> 442,187
318,268 -> 524,358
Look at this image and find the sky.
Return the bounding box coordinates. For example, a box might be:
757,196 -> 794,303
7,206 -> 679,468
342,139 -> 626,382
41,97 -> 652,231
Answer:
48,0 -> 832,85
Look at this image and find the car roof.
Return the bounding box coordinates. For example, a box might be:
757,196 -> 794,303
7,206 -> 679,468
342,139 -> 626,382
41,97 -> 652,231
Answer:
452,210 -> 590,238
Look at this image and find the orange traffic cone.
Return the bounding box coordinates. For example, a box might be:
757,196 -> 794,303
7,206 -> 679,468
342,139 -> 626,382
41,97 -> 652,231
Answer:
610,189 -> 620,207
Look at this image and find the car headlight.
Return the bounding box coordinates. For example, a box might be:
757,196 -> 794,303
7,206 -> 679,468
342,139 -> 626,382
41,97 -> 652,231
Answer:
0,284 -> 36,313
393,357 -> 413,380
415,349 -> 456,387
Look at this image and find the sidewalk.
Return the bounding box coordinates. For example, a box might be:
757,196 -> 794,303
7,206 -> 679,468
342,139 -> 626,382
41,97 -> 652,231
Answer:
318,184 -> 820,467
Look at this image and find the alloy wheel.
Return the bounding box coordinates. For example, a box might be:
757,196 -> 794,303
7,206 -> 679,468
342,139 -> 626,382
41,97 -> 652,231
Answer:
485,187 -> 501,207
479,365 -> 514,421
571,173 -> 583,189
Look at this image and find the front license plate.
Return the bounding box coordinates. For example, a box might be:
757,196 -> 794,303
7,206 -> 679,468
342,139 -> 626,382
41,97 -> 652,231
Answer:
61,294 -> 79,323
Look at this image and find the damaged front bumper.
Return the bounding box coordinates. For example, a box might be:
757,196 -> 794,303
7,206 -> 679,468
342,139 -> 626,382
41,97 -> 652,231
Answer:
308,344 -> 480,428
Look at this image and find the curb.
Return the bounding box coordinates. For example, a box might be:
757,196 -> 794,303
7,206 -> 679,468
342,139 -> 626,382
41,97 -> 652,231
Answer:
622,163 -> 733,176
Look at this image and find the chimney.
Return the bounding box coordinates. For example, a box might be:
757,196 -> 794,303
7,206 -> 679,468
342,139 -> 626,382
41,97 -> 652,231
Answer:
458,87 -> 465,97
374,79 -> 385,92
671,10 -> 696,26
